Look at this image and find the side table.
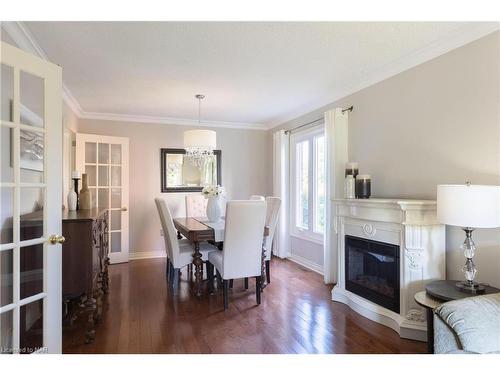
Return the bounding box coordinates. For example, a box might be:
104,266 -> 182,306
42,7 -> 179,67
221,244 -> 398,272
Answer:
414,280 -> 500,354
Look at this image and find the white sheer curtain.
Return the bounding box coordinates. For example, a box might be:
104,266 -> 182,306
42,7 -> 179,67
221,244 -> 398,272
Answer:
272,129 -> 290,258
324,108 -> 349,284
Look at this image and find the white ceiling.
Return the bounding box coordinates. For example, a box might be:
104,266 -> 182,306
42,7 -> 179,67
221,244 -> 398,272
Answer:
7,22 -> 500,129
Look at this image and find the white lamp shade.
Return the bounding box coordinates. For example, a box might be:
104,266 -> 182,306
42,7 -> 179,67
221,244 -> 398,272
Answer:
437,184 -> 500,228
183,130 -> 216,150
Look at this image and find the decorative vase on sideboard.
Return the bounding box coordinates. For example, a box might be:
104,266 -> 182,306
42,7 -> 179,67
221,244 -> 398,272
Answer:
79,174 -> 92,210
206,197 -> 221,222
67,180 -> 78,211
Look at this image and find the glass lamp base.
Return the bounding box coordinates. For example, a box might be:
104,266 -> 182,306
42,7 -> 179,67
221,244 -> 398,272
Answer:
455,280 -> 486,294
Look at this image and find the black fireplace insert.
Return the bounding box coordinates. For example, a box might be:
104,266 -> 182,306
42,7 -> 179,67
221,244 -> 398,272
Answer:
345,235 -> 400,313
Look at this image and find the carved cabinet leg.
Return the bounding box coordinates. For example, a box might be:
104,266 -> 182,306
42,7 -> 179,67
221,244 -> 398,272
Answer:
84,296 -> 97,344
103,256 -> 110,293
193,241 -> 203,297
94,280 -> 104,323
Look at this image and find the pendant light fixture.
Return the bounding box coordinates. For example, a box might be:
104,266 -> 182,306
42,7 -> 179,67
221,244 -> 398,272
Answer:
183,94 -> 216,166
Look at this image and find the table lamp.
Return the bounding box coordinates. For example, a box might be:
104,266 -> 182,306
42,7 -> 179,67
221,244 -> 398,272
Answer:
437,183 -> 500,293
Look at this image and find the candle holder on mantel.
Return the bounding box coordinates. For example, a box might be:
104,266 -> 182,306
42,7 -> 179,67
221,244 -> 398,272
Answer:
355,174 -> 371,199
345,162 -> 359,178
345,162 -> 358,198
71,171 -> 81,210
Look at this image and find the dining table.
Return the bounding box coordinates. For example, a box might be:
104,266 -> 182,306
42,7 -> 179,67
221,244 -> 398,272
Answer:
173,217 -> 270,297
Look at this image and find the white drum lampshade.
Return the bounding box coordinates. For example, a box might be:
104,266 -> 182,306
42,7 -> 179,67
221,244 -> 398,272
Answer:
437,184 -> 500,293
183,130 -> 216,151
437,184 -> 500,228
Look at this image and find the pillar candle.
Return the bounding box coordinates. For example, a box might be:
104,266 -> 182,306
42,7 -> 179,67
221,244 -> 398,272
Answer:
345,162 -> 359,178
355,174 -> 371,199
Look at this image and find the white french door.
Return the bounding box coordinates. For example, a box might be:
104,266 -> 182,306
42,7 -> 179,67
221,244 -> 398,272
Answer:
75,133 -> 129,264
1,42 -> 63,353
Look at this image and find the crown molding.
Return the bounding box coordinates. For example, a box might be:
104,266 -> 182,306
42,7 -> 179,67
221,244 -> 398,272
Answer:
62,85 -> 84,117
266,22 -> 500,129
1,21 -> 266,130
80,111 -> 268,130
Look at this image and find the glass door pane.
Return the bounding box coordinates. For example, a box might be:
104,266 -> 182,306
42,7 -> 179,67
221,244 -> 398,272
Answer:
85,142 -> 96,163
1,64 -> 14,123
0,187 -> 14,244
0,310 -> 13,353
0,249 -> 13,307
20,71 -> 44,128
110,144 -> 121,164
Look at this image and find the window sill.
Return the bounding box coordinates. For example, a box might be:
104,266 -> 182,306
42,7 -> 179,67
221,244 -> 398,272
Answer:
290,232 -> 324,246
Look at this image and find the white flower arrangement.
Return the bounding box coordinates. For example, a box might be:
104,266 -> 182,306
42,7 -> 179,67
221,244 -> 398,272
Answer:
201,185 -> 225,198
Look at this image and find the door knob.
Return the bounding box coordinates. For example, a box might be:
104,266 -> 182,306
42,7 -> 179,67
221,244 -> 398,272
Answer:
121,207 -> 127,212
48,234 -> 65,245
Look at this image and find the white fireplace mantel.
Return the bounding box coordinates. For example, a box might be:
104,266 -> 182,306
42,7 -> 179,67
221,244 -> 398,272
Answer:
331,198 -> 445,341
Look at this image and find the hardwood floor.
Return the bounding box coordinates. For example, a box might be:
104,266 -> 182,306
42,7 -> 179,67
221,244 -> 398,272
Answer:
63,257 -> 426,354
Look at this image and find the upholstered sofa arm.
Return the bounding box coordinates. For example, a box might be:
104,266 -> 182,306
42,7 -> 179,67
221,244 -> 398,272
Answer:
433,293 -> 500,354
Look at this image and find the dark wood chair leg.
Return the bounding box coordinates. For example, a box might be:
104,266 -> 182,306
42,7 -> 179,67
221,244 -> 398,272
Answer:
207,262 -> 215,294
256,276 -> 261,305
244,277 -> 248,290
172,268 -> 180,295
216,270 -> 222,290
223,280 -> 229,310
265,260 -> 270,284
168,262 -> 174,285
229,279 -> 233,289
165,259 -> 170,281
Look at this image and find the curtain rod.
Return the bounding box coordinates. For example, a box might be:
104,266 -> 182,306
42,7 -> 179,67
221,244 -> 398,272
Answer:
284,106 -> 353,135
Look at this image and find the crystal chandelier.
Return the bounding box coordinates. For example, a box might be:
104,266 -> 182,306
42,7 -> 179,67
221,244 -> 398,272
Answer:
184,94 -> 216,167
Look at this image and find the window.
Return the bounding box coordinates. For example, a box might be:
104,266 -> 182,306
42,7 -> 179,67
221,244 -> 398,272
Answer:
291,127 -> 326,241
296,140 -> 309,230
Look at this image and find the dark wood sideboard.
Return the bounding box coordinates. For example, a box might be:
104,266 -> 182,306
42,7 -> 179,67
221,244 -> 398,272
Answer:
20,208 -> 110,344
61,208 -> 110,344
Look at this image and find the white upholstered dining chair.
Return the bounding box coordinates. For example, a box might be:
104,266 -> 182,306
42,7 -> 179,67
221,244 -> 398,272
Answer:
207,200 -> 267,310
155,197 -> 216,294
263,196 -> 281,284
185,194 -> 208,217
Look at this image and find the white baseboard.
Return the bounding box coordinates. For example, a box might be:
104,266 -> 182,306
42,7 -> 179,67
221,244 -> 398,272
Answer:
288,254 -> 324,275
129,251 -> 324,278
128,251 -> 166,260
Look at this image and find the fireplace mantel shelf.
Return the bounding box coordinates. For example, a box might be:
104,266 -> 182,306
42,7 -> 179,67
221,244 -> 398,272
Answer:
331,197 -> 446,342
332,198 -> 436,206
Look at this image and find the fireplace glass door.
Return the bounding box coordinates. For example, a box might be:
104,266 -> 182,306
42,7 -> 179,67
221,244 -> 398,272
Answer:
345,235 -> 400,313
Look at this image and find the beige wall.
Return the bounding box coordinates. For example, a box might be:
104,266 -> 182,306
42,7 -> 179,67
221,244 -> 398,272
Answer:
77,119 -> 270,256
274,31 -> 500,286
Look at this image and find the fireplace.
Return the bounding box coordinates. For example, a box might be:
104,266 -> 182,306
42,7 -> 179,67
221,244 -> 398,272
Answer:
332,198 -> 445,340
345,235 -> 400,313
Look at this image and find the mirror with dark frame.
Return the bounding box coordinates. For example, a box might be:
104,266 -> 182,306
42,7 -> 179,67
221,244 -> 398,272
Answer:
160,148 -> 221,192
